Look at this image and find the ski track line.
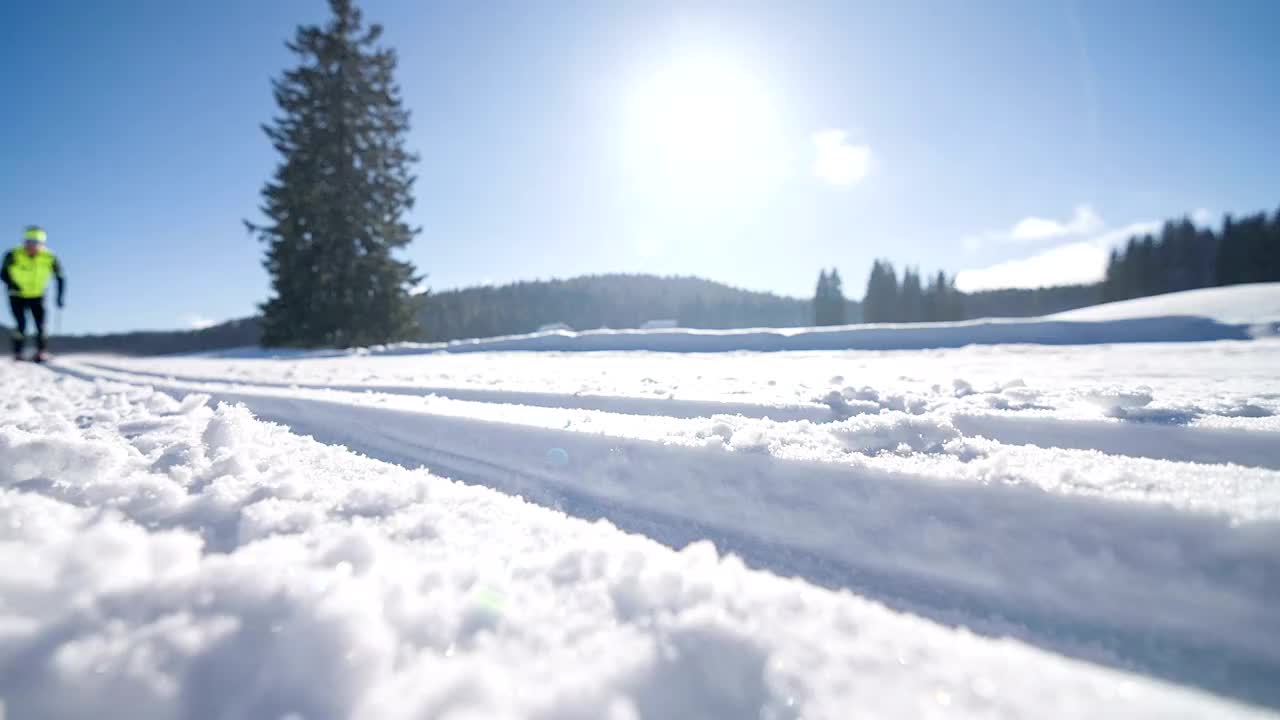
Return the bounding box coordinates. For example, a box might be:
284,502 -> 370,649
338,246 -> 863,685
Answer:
74,360 -> 835,423
75,359 -> 1280,471
46,360 -> 1280,711
950,413 -> 1280,471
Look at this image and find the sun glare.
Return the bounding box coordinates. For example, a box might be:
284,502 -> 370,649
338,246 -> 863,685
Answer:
628,57 -> 785,199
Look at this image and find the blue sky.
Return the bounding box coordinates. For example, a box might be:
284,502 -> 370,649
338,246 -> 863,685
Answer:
2,0 -> 1277,333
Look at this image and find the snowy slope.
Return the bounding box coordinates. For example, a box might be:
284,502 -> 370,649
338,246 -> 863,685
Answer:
1053,282 -> 1280,326
7,336 -> 1274,717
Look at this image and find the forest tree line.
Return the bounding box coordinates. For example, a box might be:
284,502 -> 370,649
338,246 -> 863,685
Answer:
812,262 -> 1093,325
1102,208 -> 1280,302
417,274 -> 827,342
836,205 -> 1280,325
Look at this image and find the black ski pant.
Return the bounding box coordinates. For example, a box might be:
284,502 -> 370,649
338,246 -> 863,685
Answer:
9,295 -> 47,356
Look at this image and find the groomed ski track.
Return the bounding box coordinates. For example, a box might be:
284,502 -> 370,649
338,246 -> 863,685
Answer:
45,355 -> 1280,711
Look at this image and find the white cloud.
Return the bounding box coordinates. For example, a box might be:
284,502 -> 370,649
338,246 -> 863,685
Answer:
955,242 -> 1107,292
812,130 -> 870,186
965,204 -> 1105,251
182,314 -> 218,330
1191,208 -> 1213,227
1008,204 -> 1104,241
955,219 -> 1161,292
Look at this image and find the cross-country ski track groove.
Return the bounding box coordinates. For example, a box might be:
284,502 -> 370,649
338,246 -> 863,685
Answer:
71,358 -> 1280,469
46,358 -> 1280,711
71,360 -> 837,423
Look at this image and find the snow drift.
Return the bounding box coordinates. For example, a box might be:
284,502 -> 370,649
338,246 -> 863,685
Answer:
1053,282 -> 1280,325
415,314 -> 1252,353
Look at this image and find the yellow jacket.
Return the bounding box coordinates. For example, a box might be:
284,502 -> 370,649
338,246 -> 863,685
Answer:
4,246 -> 65,300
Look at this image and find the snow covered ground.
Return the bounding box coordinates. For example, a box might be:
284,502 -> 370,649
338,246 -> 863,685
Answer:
4,285 -> 1280,717
0,339 -> 1273,718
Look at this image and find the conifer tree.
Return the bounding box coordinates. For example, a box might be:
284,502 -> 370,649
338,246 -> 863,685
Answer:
814,269 -> 847,325
862,260 -> 900,323
900,267 -> 923,322
250,0 -> 421,348
828,268 -> 847,325
814,270 -> 830,325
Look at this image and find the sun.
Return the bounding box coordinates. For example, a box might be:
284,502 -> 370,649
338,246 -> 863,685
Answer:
627,56 -> 784,198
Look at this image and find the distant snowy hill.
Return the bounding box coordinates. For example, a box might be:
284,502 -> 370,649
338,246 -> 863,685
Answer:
320,282 -> 1276,355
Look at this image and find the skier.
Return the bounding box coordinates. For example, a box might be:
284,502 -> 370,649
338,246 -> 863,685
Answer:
4,226 -> 66,362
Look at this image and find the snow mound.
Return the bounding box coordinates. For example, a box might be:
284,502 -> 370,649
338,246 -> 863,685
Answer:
1053,282 -> 1280,327
347,315 -> 1247,355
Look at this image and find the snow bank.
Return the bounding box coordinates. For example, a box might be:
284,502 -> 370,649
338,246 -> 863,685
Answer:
5,363 -> 1268,718
366,314 -> 1252,354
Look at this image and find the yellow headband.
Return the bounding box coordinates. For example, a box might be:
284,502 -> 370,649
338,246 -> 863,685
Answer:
22,227 -> 47,244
